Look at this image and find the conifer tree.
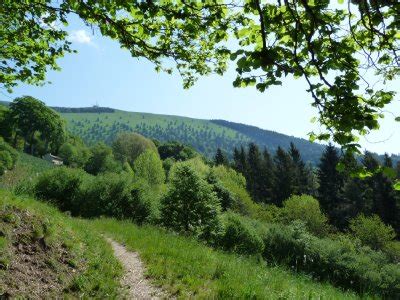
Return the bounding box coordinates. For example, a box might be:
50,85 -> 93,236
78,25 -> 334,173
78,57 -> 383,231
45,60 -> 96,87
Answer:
214,148 -> 228,166
317,144 -> 343,223
289,142 -> 309,195
233,146 -> 247,176
338,152 -> 371,229
272,147 -> 296,206
396,161 -> 400,179
246,143 -> 264,202
363,152 -> 399,233
260,148 -> 275,203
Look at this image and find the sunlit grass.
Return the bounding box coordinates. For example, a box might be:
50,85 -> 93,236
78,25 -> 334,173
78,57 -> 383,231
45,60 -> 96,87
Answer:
91,218 -> 360,299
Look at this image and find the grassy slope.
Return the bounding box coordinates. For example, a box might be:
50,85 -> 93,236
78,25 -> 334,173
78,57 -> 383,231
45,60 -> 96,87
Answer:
0,191 -> 122,298
61,110 -> 252,158
0,152 -> 54,190
0,190 -> 359,299
91,219 -> 359,299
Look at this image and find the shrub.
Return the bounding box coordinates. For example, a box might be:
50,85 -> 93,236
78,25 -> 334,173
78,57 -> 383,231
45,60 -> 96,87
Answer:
281,195 -> 329,236
58,142 -> 90,168
157,141 -> 197,161
161,164 -> 221,239
206,171 -> 235,210
34,167 -> 88,214
218,213 -> 264,255
212,165 -> 268,220
383,241 -> 400,263
133,150 -> 165,186
13,178 -> 35,196
262,221 -> 400,297
126,179 -> 161,224
112,132 -> 157,166
0,138 -> 18,176
81,172 -> 133,218
84,142 -> 120,175
350,214 -> 396,251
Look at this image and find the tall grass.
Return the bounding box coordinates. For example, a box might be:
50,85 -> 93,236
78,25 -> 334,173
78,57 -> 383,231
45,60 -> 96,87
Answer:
91,218 -> 360,299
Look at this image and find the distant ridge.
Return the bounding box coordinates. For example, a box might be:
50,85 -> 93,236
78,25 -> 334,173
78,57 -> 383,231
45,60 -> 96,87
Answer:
1,101 -> 398,164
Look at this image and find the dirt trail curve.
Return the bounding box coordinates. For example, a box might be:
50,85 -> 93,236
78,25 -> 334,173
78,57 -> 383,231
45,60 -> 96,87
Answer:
106,237 -> 166,300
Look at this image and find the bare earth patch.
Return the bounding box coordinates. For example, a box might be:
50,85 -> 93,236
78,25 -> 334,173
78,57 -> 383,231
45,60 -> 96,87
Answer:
0,207 -> 76,299
106,237 -> 165,300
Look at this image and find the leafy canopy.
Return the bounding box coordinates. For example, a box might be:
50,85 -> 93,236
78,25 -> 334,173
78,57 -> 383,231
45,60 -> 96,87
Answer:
1,1 -> 399,151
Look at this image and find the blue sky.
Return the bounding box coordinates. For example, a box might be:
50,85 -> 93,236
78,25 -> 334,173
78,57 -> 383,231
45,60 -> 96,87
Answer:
5,17 -> 400,155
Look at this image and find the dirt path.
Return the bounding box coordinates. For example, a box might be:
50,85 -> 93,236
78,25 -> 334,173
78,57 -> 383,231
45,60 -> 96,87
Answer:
106,238 -> 165,299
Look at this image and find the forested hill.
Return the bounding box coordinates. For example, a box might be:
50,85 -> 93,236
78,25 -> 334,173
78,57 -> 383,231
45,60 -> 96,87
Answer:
1,101 -> 397,163
53,106 -> 325,163
211,120 -> 325,163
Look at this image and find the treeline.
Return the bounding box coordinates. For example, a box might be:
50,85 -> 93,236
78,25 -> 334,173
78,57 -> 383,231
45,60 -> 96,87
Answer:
52,106 -> 115,113
214,143 -> 400,234
211,119 -> 325,164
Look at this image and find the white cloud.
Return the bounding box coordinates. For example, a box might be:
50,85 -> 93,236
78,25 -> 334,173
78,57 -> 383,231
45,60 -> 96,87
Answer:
68,29 -> 97,47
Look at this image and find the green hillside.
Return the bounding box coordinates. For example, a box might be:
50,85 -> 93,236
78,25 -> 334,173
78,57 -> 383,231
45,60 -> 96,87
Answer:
57,106 -> 328,163
60,110 -> 251,158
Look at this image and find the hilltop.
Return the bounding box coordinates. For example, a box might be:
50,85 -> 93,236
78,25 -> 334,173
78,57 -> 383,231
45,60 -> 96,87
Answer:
50,105 -> 324,163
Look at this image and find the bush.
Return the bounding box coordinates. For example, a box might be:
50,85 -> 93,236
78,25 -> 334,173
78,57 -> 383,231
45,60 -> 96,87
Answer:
212,165 -> 268,220
218,213 -> 264,255
112,132 -> 157,166
350,214 -> 396,251
262,221 -> 400,297
126,179 -> 161,224
281,195 -> 329,236
84,142 -> 120,175
0,138 -> 18,176
81,172 -> 133,218
133,150 -> 165,186
13,178 -> 35,196
58,141 -> 90,168
383,241 -> 400,263
34,167 -> 88,214
206,171 -> 235,210
158,141 -> 197,161
161,164 -> 221,239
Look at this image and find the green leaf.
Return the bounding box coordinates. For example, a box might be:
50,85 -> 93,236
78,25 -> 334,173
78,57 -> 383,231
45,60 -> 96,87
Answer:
394,181 -> 400,191
336,162 -> 345,172
395,117 -> 400,122
383,167 -> 397,179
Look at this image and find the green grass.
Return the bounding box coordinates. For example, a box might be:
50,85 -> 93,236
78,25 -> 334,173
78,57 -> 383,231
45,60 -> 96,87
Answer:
91,218 -> 360,299
0,152 -> 54,190
0,190 -> 122,298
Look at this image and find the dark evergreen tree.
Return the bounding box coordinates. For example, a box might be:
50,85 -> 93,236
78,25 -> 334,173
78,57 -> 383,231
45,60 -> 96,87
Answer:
363,152 -> 399,233
261,148 -> 275,202
272,146 -> 296,206
289,142 -> 310,195
214,147 -> 228,166
233,145 -> 247,176
338,151 -> 372,229
246,143 -> 265,202
317,144 -> 344,225
396,161 -> 400,179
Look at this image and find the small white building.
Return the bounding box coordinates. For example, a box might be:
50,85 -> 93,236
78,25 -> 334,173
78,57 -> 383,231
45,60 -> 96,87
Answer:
43,153 -> 64,166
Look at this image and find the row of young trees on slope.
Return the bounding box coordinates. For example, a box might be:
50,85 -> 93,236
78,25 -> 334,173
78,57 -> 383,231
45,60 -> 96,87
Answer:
215,143 -> 400,234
